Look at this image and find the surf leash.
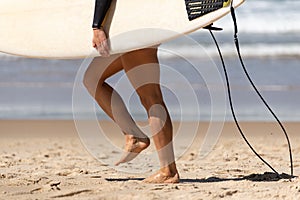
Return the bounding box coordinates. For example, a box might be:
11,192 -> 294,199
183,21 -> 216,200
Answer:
205,0 -> 294,178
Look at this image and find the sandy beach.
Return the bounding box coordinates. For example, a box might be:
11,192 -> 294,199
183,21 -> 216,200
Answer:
0,120 -> 299,199
1,0 -> 300,199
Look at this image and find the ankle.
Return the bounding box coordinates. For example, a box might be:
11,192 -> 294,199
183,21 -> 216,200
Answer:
160,162 -> 178,176
125,134 -> 150,142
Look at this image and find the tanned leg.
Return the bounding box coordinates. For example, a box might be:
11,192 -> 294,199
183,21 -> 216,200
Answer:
83,56 -> 150,165
121,48 -> 179,183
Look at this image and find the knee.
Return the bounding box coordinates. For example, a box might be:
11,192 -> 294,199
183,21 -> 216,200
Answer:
83,71 -> 105,96
82,72 -> 91,91
139,93 -> 169,123
82,71 -> 93,94
139,92 -> 164,111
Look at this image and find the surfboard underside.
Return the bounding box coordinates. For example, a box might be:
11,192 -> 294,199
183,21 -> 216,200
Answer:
0,0 -> 244,59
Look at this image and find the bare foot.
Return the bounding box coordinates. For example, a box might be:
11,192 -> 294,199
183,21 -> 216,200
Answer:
115,135 -> 150,166
143,170 -> 180,184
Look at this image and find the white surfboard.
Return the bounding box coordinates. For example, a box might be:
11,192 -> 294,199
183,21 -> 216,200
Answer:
0,0 -> 244,59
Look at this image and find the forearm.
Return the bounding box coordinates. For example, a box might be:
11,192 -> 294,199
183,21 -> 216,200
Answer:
92,0 -> 112,29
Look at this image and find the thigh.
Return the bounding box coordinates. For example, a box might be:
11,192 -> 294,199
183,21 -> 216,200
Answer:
121,48 -> 163,104
84,54 -> 123,86
121,48 -> 159,70
94,54 -> 123,80
121,48 -> 160,88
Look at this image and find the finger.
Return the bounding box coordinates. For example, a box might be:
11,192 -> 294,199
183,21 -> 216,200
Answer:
97,45 -> 107,56
97,40 -> 110,57
101,40 -> 110,56
98,49 -> 110,57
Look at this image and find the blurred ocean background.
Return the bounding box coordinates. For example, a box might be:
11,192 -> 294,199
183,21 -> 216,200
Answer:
0,0 -> 299,121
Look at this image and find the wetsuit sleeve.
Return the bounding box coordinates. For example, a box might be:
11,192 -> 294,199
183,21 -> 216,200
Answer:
92,0 -> 113,29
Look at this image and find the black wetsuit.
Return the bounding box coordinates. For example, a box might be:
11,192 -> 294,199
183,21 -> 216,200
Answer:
92,0 -> 112,29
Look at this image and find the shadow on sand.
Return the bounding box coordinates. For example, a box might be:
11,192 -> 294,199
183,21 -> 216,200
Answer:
105,172 -> 296,183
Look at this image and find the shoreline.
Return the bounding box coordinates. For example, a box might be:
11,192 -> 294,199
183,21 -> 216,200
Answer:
1,119 -> 299,137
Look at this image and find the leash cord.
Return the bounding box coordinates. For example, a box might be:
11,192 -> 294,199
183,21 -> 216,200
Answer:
229,1 -> 293,176
205,1 -> 294,176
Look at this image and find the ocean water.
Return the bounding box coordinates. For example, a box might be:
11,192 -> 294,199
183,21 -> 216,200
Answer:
0,0 -> 299,121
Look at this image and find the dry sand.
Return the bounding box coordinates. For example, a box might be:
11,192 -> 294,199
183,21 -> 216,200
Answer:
1,120 -> 300,200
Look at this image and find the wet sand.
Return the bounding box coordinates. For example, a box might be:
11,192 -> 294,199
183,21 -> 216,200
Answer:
1,120 -> 300,199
